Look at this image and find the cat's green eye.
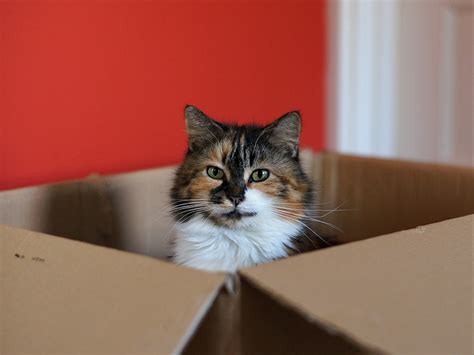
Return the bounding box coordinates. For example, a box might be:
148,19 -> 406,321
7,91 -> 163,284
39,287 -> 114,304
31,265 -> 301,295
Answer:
250,169 -> 270,182
207,166 -> 225,180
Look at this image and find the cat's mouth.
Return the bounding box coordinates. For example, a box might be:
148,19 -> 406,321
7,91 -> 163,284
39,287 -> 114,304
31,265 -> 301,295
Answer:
221,209 -> 257,219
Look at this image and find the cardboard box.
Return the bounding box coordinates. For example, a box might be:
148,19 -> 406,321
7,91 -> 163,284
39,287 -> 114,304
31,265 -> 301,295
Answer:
1,151 -> 473,354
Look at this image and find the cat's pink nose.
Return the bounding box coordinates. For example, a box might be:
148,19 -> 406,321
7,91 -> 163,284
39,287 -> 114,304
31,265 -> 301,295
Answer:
230,196 -> 244,207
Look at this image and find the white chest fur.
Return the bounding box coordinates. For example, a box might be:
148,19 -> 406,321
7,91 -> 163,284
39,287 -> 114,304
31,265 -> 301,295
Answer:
173,210 -> 301,272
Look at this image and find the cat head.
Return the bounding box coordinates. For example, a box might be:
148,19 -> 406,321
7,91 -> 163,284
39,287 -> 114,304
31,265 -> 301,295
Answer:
170,105 -> 312,228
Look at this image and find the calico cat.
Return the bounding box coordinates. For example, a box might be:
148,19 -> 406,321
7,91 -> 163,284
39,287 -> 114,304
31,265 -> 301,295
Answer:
170,105 -> 323,272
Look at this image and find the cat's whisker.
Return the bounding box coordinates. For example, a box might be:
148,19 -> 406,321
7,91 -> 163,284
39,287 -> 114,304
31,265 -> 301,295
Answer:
170,208 -> 209,215
273,205 -> 354,214
158,199 -> 208,214
160,205 -> 214,242
172,198 -> 210,202
169,206 -> 207,216
167,207 -> 207,215
160,210 -> 196,241
308,219 -> 343,233
275,208 -> 344,233
169,207 -> 206,212
315,201 -> 350,219
169,203 -> 207,207
199,209 -> 217,229
274,211 -> 332,246
168,202 -> 207,210
167,202 -> 209,210
273,200 -> 353,219
273,200 -> 334,206
298,230 -> 318,249
175,209 -> 209,222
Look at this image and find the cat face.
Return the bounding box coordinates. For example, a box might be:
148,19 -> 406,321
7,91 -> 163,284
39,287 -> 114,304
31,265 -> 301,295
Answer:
170,105 -> 312,228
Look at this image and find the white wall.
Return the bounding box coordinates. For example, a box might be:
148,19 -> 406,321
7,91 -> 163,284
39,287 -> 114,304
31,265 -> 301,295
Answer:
327,0 -> 473,166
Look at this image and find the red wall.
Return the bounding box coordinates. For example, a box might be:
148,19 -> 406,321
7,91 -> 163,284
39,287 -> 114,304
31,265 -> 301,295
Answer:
0,1 -> 326,190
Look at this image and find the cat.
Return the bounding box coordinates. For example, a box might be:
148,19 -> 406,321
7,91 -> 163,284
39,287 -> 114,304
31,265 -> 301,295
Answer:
169,105 -> 323,272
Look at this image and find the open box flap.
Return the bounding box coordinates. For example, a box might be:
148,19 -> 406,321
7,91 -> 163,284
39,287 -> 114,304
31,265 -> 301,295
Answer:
313,152 -> 474,243
0,225 -> 226,355
240,215 -> 473,354
0,177 -> 113,247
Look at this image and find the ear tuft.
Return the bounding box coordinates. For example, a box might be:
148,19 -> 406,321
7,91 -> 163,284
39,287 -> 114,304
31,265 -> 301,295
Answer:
184,105 -> 225,151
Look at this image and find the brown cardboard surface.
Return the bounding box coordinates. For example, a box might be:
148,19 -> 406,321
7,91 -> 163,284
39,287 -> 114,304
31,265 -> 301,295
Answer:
0,166 -> 178,260
240,278 -> 377,355
0,177 -> 112,247
313,152 -> 474,243
102,165 -> 176,259
241,215 -> 473,354
0,225 -> 225,355
1,152 -> 473,353
183,281 -> 241,355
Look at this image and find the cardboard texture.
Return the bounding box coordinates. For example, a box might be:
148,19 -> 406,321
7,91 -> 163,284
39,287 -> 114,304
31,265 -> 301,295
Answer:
183,281 -> 241,355
0,176 -> 112,247
240,278 -> 374,355
313,153 -> 474,243
0,225 -> 225,355
1,151 -> 473,354
241,215 -> 473,354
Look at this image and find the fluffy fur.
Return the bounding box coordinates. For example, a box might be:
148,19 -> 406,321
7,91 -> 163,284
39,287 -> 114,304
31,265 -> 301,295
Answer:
170,105 -> 320,272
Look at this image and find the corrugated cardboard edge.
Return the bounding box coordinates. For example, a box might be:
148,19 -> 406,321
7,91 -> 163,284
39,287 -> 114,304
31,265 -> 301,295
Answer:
172,276 -> 231,354
183,276 -> 242,355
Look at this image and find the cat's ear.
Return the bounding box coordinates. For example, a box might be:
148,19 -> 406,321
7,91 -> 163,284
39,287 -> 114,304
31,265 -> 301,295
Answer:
265,111 -> 301,157
184,105 -> 225,151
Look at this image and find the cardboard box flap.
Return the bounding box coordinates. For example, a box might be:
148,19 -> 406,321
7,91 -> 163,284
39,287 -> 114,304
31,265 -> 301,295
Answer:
0,176 -> 113,247
102,165 -> 177,258
313,152 -> 474,243
0,225 -> 226,355
240,215 -> 473,354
